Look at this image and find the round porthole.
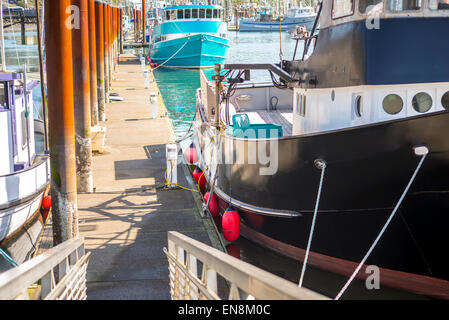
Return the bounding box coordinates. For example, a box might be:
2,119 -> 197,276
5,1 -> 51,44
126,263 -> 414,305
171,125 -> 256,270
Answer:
383,94 -> 403,115
412,92 -> 432,113
355,95 -> 362,117
442,91 -> 449,110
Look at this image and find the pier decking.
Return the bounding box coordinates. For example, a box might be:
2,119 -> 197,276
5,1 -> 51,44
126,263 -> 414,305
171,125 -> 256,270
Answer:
77,54 -> 222,299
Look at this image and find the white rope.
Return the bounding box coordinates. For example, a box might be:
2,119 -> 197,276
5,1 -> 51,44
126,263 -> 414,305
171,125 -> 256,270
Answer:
151,38 -> 189,71
298,160 -> 326,288
334,150 -> 429,300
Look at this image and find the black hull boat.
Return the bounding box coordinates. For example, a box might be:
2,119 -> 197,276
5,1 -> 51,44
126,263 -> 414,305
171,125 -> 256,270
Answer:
192,1 -> 449,299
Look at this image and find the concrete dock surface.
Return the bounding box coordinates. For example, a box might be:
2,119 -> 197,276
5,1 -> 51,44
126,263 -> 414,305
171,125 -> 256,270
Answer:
77,54 -> 222,300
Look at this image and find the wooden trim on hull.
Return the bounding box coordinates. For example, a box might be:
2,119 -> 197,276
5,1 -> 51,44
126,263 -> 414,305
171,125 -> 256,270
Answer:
240,223 -> 449,300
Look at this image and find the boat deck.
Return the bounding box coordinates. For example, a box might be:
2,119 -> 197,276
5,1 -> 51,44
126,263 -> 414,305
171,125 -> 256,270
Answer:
241,109 -> 293,136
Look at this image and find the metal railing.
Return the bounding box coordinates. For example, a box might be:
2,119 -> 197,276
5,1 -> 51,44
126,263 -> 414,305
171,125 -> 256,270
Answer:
0,237 -> 90,300
164,231 -> 329,300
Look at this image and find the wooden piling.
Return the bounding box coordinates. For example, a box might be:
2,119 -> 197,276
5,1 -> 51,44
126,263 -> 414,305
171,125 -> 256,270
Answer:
72,0 -> 93,194
142,0 -> 146,44
88,0 -> 98,127
44,0 -> 78,243
95,0 -> 106,121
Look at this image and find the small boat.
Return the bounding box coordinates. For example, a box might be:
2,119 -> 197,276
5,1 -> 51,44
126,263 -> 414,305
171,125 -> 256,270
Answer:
239,6 -> 316,32
0,71 -> 50,272
193,0 -> 449,299
148,3 -> 230,69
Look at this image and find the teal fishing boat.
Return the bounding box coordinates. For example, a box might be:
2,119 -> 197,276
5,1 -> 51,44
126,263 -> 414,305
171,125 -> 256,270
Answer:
148,3 -> 229,69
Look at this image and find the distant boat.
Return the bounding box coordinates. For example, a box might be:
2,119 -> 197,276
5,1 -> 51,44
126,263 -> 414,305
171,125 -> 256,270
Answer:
239,7 -> 316,32
0,72 -> 50,272
148,4 -> 230,69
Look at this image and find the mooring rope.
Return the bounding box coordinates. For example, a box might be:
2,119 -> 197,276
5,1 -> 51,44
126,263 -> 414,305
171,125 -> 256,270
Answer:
334,148 -> 429,300
151,39 -> 189,71
0,247 -> 18,267
298,160 -> 326,288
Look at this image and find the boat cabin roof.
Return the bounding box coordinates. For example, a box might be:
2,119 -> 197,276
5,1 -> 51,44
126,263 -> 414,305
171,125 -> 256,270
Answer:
320,0 -> 449,28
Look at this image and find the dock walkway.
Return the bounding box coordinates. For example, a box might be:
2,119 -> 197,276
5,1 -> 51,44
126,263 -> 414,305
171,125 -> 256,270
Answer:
77,54 -> 221,300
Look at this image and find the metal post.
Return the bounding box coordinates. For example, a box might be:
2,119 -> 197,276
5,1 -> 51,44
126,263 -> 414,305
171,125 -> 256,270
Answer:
44,0 -> 78,243
88,0 -> 98,126
103,2 -> 110,103
214,63 -> 221,128
34,0 -> 49,151
72,0 -> 93,193
21,13 -> 26,45
95,0 -> 106,121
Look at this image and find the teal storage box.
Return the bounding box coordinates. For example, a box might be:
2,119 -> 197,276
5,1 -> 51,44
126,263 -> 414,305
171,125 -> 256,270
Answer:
226,114 -> 283,139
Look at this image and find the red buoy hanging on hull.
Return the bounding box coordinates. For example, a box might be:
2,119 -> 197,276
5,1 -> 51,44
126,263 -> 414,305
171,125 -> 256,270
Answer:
222,206 -> 240,242
192,167 -> 206,190
204,191 -> 219,217
226,243 -> 241,260
42,196 -> 52,211
184,143 -> 198,164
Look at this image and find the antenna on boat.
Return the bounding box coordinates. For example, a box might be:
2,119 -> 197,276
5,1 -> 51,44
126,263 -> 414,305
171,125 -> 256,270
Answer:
1,0 -> 7,72
278,0 -> 283,67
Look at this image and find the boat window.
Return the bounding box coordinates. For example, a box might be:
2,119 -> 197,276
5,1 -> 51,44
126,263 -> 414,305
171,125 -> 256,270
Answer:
429,0 -> 449,9
386,0 -> 422,11
185,9 -> 191,19
192,9 -> 198,18
170,10 -> 176,20
442,92 -> 449,109
213,9 -> 218,19
383,94 -> 404,115
165,11 -> 170,21
359,0 -> 383,13
206,9 -> 213,19
21,111 -> 29,148
332,0 -> 354,19
412,92 -> 432,113
177,9 -> 184,19
0,83 -> 6,108
354,95 -> 363,117
199,9 -> 206,18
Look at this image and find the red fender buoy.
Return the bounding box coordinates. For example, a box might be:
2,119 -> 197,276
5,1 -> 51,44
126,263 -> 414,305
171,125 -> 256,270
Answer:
204,192 -> 219,217
42,196 -> 51,211
226,244 -> 241,260
222,206 -> 240,242
184,143 -> 198,164
192,167 -> 206,190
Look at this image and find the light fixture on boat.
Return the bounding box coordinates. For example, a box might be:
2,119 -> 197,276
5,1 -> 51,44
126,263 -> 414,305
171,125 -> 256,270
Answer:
414,146 -> 429,156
